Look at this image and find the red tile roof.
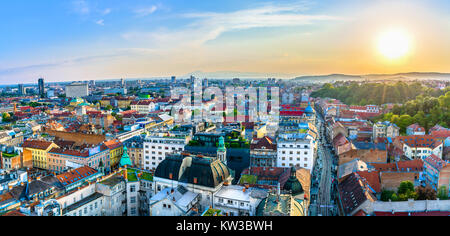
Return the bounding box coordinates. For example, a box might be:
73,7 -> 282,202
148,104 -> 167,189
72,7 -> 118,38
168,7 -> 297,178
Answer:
104,139 -> 123,150
56,166 -> 98,187
430,130 -> 450,139
396,135 -> 442,149
23,140 -> 54,150
424,154 -> 447,171
356,171 -> 381,193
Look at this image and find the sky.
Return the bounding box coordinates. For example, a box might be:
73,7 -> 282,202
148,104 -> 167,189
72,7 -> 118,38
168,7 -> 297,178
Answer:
0,0 -> 450,84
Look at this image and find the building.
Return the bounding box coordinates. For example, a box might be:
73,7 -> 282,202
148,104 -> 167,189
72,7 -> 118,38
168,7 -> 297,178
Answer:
423,154 -> 450,195
123,168 -> 154,216
56,166 -> 103,192
149,185 -> 199,216
131,100 -> 157,114
65,83 -> 89,98
18,84 -> 26,96
337,173 -> 377,216
370,159 -> 423,191
123,135 -> 145,169
38,78 -> 45,98
393,135 -> 443,160
153,153 -> 233,212
143,133 -> 190,171
22,140 -> 59,170
47,144 -> 110,174
0,149 -> 32,171
373,121 -> 400,140
407,124 -> 426,136
277,133 -> 316,172
338,142 -> 388,166
104,139 -> 124,170
250,136 -> 277,167
213,185 -> 268,216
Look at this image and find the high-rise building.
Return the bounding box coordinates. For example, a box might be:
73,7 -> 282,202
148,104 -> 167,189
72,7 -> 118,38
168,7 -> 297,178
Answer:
38,78 -> 45,98
18,84 -> 26,96
66,83 -> 89,98
171,76 -> 176,84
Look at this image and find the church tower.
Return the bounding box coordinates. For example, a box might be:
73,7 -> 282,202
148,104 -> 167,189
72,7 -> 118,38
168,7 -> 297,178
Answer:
217,136 -> 227,165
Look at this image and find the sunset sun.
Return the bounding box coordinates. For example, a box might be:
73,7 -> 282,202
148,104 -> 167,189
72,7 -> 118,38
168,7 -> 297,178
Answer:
377,30 -> 412,60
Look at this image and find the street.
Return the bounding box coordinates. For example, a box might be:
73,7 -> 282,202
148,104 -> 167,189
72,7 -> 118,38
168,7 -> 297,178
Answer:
310,114 -> 338,216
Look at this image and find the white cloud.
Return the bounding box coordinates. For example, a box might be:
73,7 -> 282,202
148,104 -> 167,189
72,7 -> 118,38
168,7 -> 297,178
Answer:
72,0 -> 90,15
134,6 -> 158,17
102,8 -> 111,15
122,2 -> 340,47
95,19 -> 105,26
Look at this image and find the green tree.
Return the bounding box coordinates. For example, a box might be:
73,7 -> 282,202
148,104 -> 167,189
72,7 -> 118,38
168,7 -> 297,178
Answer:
398,181 -> 415,195
437,186 -> 449,200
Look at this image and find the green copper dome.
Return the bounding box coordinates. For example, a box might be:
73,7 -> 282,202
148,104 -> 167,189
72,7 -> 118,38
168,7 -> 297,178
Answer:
283,167 -> 304,195
120,146 -> 132,167
217,136 -> 226,152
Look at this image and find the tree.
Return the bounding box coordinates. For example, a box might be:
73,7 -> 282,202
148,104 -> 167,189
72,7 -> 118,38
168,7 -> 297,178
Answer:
398,181 -> 415,195
381,190 -> 395,202
105,105 -> 113,111
416,186 -> 437,200
437,186 -> 449,200
2,113 -> 12,123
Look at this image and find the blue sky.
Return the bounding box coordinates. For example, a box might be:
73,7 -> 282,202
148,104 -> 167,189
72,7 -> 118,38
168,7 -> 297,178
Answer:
0,0 -> 449,84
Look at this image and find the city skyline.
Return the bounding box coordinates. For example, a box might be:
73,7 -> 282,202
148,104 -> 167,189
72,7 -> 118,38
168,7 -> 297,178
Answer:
1,0 -> 450,84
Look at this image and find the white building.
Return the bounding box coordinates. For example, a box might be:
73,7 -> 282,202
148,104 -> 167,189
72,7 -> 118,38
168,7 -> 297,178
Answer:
149,186 -> 200,216
396,135 -> 444,160
277,133 -> 316,172
131,100 -> 157,114
143,133 -> 190,171
213,185 -> 268,216
65,83 -> 89,98
57,173 -> 126,216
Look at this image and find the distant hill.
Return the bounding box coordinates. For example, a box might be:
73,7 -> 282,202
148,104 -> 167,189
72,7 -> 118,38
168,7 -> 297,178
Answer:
293,72 -> 450,82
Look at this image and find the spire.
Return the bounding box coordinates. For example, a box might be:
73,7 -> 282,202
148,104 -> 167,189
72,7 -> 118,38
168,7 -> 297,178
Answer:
119,146 -> 132,167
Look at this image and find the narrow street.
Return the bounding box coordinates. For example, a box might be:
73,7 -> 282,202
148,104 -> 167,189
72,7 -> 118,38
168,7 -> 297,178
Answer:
311,114 -> 337,216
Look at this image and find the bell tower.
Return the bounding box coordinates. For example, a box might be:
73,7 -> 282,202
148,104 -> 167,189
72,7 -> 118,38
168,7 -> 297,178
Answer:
217,136 -> 227,165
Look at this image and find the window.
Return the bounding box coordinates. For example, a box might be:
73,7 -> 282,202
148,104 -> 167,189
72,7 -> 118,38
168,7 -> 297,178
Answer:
130,197 -> 137,204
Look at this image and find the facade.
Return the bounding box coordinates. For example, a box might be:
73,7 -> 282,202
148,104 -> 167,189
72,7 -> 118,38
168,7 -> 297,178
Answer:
66,83 -> 89,98
38,78 -> 45,98
123,135 -> 145,169
47,144 -> 110,174
394,135 -> 444,160
423,154 -> 450,195
153,153 -> 233,212
131,100 -> 157,114
277,134 -> 315,172
104,139 -> 124,170
373,121 -> 400,140
149,185 -> 199,216
213,185 -> 267,216
22,140 -> 59,170
250,136 -> 277,167
143,133 -> 189,171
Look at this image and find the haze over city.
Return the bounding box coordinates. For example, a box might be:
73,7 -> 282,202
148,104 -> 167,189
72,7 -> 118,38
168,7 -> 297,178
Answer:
1,0 -> 450,84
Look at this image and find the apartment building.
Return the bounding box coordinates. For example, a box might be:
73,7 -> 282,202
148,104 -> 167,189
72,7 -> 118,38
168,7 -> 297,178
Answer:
277,134 -> 316,172
143,132 -> 190,171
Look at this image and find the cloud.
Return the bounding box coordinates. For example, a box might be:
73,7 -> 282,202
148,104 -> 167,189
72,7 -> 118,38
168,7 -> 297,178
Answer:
102,8 -> 111,15
134,6 -> 158,17
122,2 -> 340,47
95,19 -> 105,26
72,0 -> 90,15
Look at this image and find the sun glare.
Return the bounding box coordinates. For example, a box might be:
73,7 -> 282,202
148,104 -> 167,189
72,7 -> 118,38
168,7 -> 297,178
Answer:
377,30 -> 411,60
